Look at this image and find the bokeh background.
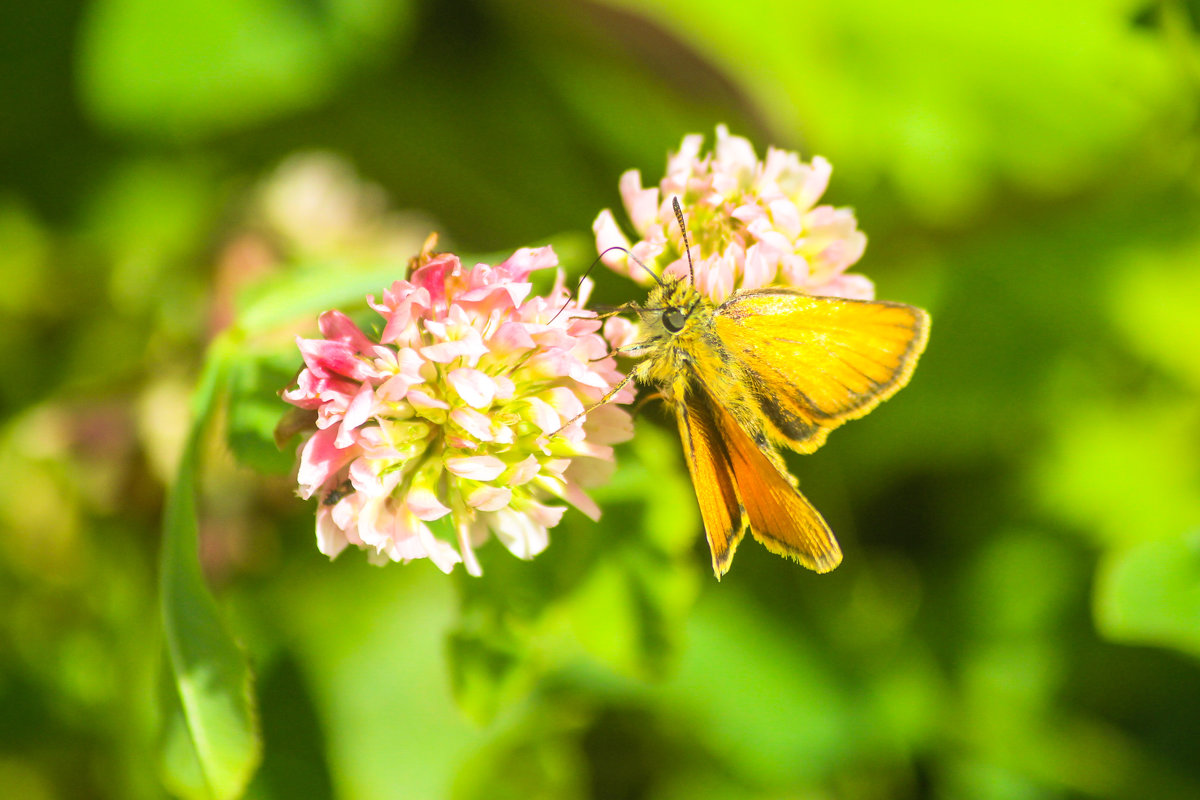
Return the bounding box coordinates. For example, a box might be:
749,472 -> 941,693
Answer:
4,0 -> 1200,798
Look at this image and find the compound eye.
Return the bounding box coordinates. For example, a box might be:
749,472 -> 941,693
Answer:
662,307 -> 687,333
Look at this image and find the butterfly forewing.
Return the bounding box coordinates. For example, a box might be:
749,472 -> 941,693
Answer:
715,291 -> 929,453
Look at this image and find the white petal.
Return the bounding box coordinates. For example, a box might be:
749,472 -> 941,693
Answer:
451,407 -> 495,441
406,487 -> 451,521
467,485 -> 512,512
444,455 -> 506,481
447,367 -> 497,408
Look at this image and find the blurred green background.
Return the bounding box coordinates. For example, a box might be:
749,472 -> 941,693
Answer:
4,0 -> 1200,797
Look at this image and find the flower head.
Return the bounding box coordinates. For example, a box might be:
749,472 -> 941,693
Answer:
282,246 -> 633,575
594,125 -> 873,302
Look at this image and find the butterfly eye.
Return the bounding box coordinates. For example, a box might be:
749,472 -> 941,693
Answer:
662,307 -> 687,333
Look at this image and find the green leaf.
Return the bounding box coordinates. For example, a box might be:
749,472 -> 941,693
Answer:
160,336 -> 262,799
234,260 -> 408,335
445,618 -> 528,727
227,346 -> 303,475
78,0 -> 415,139
1034,398 -> 1200,547
596,0 -> 1182,221
661,592 -> 853,786
1095,533 -> 1200,659
1108,236 -> 1200,392
444,424 -> 701,721
158,659 -> 208,799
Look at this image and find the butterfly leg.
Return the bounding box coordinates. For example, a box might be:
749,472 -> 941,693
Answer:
590,340 -> 655,363
549,361 -> 650,437
632,391 -> 666,419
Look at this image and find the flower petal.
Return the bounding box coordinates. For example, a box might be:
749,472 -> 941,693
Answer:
466,485 -> 512,512
444,455 -> 506,481
446,367 -> 496,409
451,407 -> 495,441
406,487 -> 451,521
297,427 -> 358,499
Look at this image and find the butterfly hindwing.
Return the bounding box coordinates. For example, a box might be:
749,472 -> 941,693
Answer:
676,388 -> 746,578
704,388 -> 843,573
679,383 -> 841,575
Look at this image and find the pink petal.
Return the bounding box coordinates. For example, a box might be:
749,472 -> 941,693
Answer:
490,321 -> 537,354
296,338 -> 376,382
542,387 -> 585,421
603,317 -> 640,350
667,133 -> 705,175
730,202 -> 768,225
760,146 -> 800,188
796,156 -> 832,211
349,456 -> 402,498
419,325 -> 489,363
491,509 -> 550,559
355,495 -> 400,550
619,170 -> 661,234
581,402 -> 634,446
466,485 -> 512,512
331,492 -> 362,538
406,389 -> 450,410
318,310 -> 377,353
780,253 -> 811,286
315,507 -> 349,558
456,521 -> 483,576
377,287 -> 430,346
767,197 -> 802,238
492,375 -> 515,400
447,368 -> 496,409
444,455 -> 506,481
459,279 -> 531,310
406,487 -> 451,520
336,384 -> 377,448
495,245 -> 558,281
565,450 -> 618,487
297,427 -> 358,499
714,124 -> 758,174
451,407 -> 495,441
524,396 -> 563,434
814,273 -> 875,301
412,517 -> 464,573
699,254 -> 736,302
525,501 -> 567,529
410,253 -> 463,305
593,210 -> 634,273
375,372 -> 416,402
563,482 -> 601,521
741,244 -> 775,291
505,455 -> 542,485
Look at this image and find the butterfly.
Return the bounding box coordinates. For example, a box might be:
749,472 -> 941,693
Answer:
571,197 -> 929,579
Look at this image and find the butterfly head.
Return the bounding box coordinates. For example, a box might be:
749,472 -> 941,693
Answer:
627,198 -> 703,333
639,273 -> 708,342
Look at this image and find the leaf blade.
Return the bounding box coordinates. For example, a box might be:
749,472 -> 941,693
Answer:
160,337 -> 262,799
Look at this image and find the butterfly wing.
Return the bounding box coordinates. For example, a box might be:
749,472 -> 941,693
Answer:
676,388 -> 746,578
707,385 -> 842,572
715,290 -> 929,454
680,383 -> 841,576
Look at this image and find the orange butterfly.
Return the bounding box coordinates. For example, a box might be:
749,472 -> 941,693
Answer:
572,198 -> 929,578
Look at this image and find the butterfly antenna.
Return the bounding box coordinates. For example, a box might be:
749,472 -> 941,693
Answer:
546,246 -> 663,325
626,248 -> 665,288
672,196 -> 696,287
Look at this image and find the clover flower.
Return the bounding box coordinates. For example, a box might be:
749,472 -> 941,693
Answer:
594,125 -> 873,302
282,246 -> 633,575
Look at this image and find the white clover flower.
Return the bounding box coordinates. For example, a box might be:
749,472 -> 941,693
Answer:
594,125 -> 873,302
283,246 -> 633,575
